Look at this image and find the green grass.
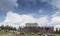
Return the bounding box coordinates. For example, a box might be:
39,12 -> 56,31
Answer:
0,30 -> 8,34
54,34 -> 60,36
0,30 -> 60,36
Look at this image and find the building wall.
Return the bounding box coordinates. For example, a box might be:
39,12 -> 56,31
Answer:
19,27 -> 54,34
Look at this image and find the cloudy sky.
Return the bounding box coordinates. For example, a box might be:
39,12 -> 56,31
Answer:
0,0 -> 60,28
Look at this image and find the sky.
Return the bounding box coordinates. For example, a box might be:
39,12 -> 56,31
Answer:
0,0 -> 60,28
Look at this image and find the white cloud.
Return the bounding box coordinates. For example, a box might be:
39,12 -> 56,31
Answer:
3,11 -> 36,27
4,11 -> 21,23
52,11 -> 60,17
0,0 -> 18,10
36,16 -> 49,26
51,11 -> 60,24
49,0 -> 60,26
51,16 -> 60,24
50,0 -> 60,9
1,11 -> 60,29
1,11 -> 49,28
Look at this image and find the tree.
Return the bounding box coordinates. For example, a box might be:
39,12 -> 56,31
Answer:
0,25 -> 17,32
18,26 -> 21,31
55,28 -> 60,34
0,25 -> 4,30
5,25 -> 10,30
13,27 -> 16,31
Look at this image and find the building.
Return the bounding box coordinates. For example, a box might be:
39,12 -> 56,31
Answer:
19,23 -> 54,34
26,23 -> 38,27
